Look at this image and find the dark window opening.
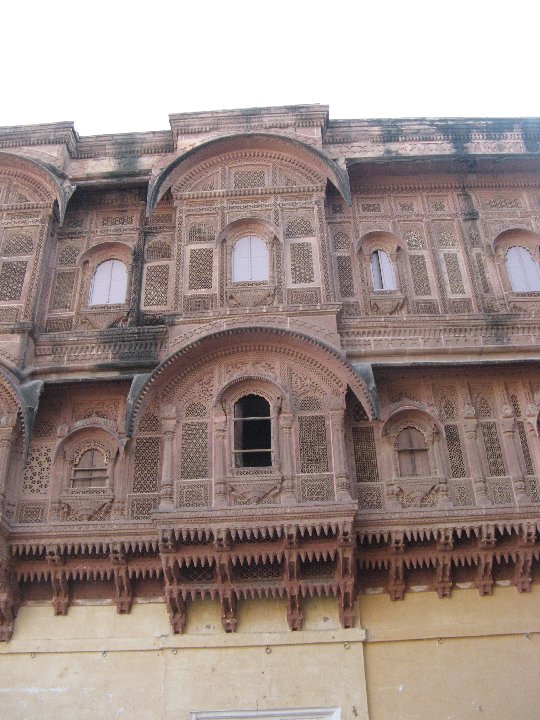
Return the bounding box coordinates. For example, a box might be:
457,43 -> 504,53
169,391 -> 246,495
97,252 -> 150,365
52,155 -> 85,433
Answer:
71,448 -> 108,488
233,394 -> 272,467
396,426 -> 429,477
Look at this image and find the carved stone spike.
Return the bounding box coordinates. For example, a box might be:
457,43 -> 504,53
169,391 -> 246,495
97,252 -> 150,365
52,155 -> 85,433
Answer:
113,567 -> 133,614
512,550 -> 533,593
165,587 -> 186,634
338,587 -> 356,628
475,553 -> 494,596
286,591 -> 303,631
220,591 -> 237,633
435,556 -> 452,598
51,573 -> 70,615
388,558 -> 405,601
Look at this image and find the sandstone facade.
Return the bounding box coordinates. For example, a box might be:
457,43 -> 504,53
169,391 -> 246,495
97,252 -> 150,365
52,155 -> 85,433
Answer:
1,106 -> 540,718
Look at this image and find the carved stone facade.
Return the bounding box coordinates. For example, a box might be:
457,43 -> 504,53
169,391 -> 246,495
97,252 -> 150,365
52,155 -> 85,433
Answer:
2,106 -> 540,716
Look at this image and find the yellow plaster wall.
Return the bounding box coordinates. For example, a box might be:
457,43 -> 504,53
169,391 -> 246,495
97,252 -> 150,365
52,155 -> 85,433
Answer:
360,586 -> 540,720
1,588 -> 540,720
0,598 -> 368,720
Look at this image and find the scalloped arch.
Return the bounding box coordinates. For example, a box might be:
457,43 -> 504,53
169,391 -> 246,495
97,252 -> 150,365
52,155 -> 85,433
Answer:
146,133 -> 351,216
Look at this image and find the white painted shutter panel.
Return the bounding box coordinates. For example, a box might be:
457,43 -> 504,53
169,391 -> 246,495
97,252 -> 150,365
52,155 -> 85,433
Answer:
108,260 -> 128,303
506,247 -> 526,291
250,236 -> 269,281
520,249 -> 540,291
89,261 -> 112,305
232,237 -> 251,281
379,250 -> 396,290
370,251 -> 383,290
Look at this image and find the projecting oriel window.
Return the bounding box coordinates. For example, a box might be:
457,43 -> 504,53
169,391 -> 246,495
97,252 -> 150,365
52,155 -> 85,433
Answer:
89,259 -> 128,305
233,394 -> 272,467
232,236 -> 269,282
71,448 -> 108,489
505,246 -> 540,292
370,250 -> 396,291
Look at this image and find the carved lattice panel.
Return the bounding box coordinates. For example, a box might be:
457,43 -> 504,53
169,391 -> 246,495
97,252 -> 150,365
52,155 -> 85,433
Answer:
409,255 -> 431,296
144,264 -> 169,307
22,447 -> 52,495
443,253 -> 466,295
481,422 -> 506,477
51,271 -> 76,311
353,483 -> 384,510
176,481 -> 209,507
130,494 -> 160,519
3,233 -> 33,256
180,422 -> 208,479
285,217 -> 314,238
290,242 -> 315,284
351,426 -> 379,482
58,245 -> 80,266
0,260 -> 27,301
516,421 -> 534,476
188,223 -> 215,243
299,475 -> 334,502
233,169 -> 266,189
133,437 -> 160,493
188,248 -> 213,290
444,424 -> 466,478
298,415 -> 328,473
337,256 -> 355,297
448,479 -> 475,507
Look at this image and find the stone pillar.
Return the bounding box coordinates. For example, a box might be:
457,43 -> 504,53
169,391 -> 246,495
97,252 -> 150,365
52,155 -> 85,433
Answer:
462,403 -> 489,506
430,427 -> 452,509
501,404 -> 528,506
384,434 -> 402,510
213,410 -> 227,507
159,404 -> 177,510
279,412 -> 295,504
329,409 -> 352,502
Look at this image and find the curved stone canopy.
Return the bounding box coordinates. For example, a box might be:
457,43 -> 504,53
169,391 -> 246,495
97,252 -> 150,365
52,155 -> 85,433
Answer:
0,151 -> 75,224
126,326 -> 375,434
146,133 -> 351,216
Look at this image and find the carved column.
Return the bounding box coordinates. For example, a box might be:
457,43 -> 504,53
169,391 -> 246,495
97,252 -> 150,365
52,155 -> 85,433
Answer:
329,408 -> 352,502
501,404 -> 528,506
383,434 -> 402,510
213,409 -> 227,507
279,412 -> 295,504
0,415 -> 17,515
430,426 -> 452,509
462,403 -> 489,506
159,405 -> 177,510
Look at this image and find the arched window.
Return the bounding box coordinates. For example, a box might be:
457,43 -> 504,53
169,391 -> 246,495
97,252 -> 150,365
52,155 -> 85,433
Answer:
396,426 -> 429,477
233,394 -> 272,467
232,236 -> 269,282
71,448 -> 108,489
89,259 -> 128,305
370,250 -> 396,291
505,246 -> 540,292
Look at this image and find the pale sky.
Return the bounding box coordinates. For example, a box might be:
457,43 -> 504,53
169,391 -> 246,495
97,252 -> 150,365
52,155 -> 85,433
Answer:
1,0 -> 539,136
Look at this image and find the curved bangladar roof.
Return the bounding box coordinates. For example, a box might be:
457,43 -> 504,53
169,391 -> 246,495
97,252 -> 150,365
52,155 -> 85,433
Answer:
0,151 -> 75,224
125,325 -> 377,435
146,132 -> 352,216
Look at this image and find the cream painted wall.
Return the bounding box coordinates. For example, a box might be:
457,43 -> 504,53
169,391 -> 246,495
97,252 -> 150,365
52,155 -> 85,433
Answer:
0,598 -> 368,720
1,588 -> 539,720
360,586 -> 540,720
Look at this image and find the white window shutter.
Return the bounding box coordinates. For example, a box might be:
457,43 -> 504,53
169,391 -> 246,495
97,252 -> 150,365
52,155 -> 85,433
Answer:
379,250 -> 396,290
370,251 -> 383,290
89,259 -> 127,305
108,260 -> 128,303
89,261 -> 112,305
250,237 -> 269,281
